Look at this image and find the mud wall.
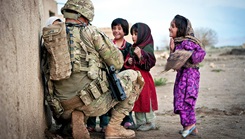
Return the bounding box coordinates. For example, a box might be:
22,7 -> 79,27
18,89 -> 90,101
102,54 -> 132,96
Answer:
0,0 -> 47,138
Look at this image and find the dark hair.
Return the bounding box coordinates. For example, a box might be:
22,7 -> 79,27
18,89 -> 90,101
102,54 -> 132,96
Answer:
130,23 -> 138,35
173,15 -> 188,37
55,19 -> 62,22
111,18 -> 129,35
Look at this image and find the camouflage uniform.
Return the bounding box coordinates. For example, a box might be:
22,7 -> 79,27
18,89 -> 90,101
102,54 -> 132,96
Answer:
43,0 -> 144,138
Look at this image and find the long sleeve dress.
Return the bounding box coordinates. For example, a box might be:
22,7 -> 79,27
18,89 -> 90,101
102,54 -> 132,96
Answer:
173,40 -> 206,127
124,23 -> 158,112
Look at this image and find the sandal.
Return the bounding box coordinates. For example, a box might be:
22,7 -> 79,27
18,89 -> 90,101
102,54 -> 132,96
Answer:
181,126 -> 196,138
137,123 -> 156,131
179,129 -> 197,136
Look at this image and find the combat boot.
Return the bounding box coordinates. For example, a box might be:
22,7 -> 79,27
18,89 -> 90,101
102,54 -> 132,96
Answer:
72,110 -> 90,139
105,110 -> 135,139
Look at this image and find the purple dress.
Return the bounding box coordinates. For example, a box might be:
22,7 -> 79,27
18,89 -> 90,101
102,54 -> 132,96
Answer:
173,40 -> 206,127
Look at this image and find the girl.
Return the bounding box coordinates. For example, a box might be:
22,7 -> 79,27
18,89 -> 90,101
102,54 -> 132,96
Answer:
169,14 -> 206,138
111,18 -> 135,129
124,22 -> 158,131
111,18 -> 132,71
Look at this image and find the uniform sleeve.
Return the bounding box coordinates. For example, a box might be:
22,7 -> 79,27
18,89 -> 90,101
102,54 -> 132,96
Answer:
81,26 -> 124,70
183,40 -> 206,64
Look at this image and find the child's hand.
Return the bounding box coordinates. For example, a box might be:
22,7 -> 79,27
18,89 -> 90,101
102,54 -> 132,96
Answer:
169,38 -> 175,53
128,57 -> 133,65
134,46 -> 142,59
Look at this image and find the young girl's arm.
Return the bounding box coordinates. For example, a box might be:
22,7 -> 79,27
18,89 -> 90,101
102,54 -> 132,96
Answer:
134,45 -> 156,71
183,41 -> 206,64
192,45 -> 206,64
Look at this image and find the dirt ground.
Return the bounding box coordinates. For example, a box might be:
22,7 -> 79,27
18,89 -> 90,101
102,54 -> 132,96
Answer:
140,47 -> 245,139
88,47 -> 245,139
47,47 -> 245,139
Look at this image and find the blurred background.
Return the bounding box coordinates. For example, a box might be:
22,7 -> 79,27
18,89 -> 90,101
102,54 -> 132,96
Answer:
55,0 -> 245,50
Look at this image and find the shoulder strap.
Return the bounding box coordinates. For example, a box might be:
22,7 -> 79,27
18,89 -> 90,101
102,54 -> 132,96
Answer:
79,26 -> 99,56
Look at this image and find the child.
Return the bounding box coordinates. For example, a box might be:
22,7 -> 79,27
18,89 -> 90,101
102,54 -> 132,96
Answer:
111,18 -> 135,129
111,18 -> 131,62
86,114 -> 109,133
45,16 -> 62,26
168,14 -> 206,138
124,22 -> 158,131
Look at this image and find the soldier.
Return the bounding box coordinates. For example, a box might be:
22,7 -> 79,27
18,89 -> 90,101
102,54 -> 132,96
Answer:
41,0 -> 144,139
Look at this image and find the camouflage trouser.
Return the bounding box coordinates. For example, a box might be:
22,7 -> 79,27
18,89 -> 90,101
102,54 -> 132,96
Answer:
57,70 -> 144,119
72,69 -> 144,117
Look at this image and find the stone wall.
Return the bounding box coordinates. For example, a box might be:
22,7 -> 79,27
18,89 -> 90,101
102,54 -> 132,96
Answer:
0,0 -> 58,138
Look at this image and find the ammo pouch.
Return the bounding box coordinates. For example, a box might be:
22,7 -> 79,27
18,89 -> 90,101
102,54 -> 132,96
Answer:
87,58 -> 100,80
79,77 -> 109,106
42,22 -> 72,80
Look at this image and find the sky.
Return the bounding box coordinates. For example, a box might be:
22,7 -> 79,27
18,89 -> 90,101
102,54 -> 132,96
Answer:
56,0 -> 245,48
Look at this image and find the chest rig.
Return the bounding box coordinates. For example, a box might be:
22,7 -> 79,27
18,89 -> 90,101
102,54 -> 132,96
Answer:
65,23 -> 109,105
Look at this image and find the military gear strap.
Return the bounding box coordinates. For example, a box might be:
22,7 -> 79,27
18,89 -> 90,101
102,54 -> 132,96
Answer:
80,42 -> 89,61
79,29 -> 99,58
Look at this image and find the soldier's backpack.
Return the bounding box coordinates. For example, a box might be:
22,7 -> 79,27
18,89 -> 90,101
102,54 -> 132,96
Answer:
42,22 -> 72,80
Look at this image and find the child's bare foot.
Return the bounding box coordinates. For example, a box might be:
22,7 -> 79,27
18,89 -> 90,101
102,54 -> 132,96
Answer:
193,127 -> 198,134
183,124 -> 195,130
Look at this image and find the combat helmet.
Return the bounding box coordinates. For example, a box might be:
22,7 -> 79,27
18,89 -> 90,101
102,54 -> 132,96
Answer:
61,0 -> 94,22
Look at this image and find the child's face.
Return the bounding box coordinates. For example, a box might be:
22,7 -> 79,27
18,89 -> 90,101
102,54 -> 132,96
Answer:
131,30 -> 138,44
169,20 -> 178,38
112,24 -> 125,40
